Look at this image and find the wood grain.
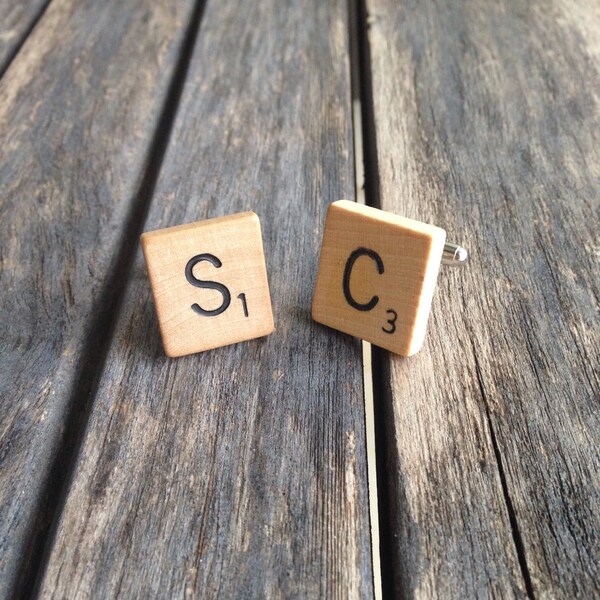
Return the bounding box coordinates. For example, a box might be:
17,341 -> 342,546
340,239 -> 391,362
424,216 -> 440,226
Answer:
39,0 -> 373,597
0,0 -> 197,596
0,0 -> 50,77
363,0 -> 600,596
141,212 -> 275,357
312,200 -> 446,356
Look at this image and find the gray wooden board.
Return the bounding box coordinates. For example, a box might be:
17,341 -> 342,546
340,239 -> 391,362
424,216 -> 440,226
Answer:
39,0 -> 374,598
0,0 -> 198,596
364,0 -> 600,597
0,0 -> 51,77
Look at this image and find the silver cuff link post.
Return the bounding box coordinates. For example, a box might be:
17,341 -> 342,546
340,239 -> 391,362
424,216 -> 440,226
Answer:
442,242 -> 469,266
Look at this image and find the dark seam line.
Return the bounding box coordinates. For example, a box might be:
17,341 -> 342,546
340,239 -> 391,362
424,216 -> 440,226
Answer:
351,0 -> 393,597
473,355 -> 536,599
0,0 -> 54,80
371,349 -> 396,599
346,1 -> 378,597
354,0 -> 381,212
8,1 -> 209,598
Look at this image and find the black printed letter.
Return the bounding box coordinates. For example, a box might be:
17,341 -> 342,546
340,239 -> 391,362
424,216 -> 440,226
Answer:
185,253 -> 231,317
342,247 -> 384,311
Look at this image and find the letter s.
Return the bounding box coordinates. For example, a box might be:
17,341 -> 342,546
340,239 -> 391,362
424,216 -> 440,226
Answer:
185,253 -> 231,317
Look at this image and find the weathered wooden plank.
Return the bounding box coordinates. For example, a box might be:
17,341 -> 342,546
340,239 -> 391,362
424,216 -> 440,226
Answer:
38,0 -> 373,597
0,1 -> 199,597
364,0 -> 600,597
0,0 -> 50,77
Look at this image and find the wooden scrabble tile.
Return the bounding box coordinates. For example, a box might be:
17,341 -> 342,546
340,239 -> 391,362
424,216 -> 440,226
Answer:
312,200 -> 446,356
141,212 -> 274,357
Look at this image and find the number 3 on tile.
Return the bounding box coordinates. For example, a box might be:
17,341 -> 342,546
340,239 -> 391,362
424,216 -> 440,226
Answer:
382,309 -> 397,334
185,253 -> 249,318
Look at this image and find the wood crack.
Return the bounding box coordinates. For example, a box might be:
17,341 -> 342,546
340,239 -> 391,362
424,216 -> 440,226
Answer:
471,346 -> 535,599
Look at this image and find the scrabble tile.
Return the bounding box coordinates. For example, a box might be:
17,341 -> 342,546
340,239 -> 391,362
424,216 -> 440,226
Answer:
141,212 -> 274,357
312,200 -> 446,356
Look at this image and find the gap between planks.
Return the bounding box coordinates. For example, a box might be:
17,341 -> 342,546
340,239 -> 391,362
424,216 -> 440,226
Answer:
348,0 -> 383,596
355,102 -> 383,600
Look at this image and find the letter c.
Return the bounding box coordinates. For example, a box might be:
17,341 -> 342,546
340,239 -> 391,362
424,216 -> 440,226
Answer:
342,247 -> 384,311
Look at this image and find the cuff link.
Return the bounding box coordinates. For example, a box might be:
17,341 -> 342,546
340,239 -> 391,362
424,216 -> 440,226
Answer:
311,200 -> 468,357
141,212 -> 275,357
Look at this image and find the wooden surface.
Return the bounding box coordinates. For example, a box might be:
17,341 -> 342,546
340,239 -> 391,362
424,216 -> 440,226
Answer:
364,0 -> 600,597
1,0 -> 598,597
0,0 -> 198,597
0,0 -> 50,76
312,200 -> 447,356
141,213 -> 275,357
37,0 -> 373,598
